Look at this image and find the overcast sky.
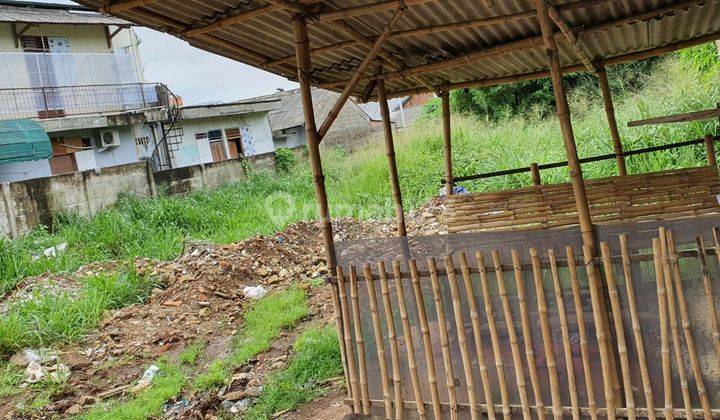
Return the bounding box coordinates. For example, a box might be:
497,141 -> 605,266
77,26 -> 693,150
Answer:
135,28 -> 299,106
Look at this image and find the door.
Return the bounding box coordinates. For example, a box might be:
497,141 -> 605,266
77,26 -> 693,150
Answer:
210,141 -> 226,162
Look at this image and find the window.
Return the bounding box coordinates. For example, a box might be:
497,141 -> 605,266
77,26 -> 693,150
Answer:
207,129 -> 223,141
195,132 -> 208,140
21,36 -> 50,52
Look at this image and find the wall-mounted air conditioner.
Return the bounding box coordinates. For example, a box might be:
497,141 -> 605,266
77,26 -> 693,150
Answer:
96,130 -> 120,148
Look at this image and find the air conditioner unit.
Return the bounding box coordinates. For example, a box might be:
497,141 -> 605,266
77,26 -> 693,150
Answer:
96,130 -> 120,148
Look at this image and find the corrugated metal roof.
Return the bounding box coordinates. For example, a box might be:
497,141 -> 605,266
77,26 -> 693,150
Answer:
0,2 -> 130,25
71,0 -> 720,98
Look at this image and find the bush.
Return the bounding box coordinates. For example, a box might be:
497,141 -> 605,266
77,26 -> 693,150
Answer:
274,148 -> 297,172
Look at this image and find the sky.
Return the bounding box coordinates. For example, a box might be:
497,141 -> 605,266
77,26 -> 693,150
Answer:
136,28 -> 298,106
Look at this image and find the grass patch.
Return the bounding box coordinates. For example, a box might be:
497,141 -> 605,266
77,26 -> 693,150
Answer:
0,267 -> 157,355
245,326 -> 342,419
192,288 -> 308,391
178,341 -> 206,366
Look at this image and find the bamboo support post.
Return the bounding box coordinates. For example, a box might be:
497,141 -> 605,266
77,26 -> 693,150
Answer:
459,253 -> 495,420
378,261 -> 403,418
619,235 -> 655,419
477,251 -> 510,419
492,250 -> 531,420
658,228 -> 692,420
581,245 -> 616,420
599,242 -> 635,419
652,238 -> 673,420
566,246 -> 597,420
705,134 -> 717,168
330,282 -> 351,401
530,163 -> 542,186
666,231 -> 712,419
714,226 -> 720,270
696,236 -> 720,373
597,66 -> 627,176
349,267 -> 370,415
363,264 -> 392,418
512,249 -> 546,420
337,266 -> 361,412
377,78 -> 408,237
530,248 -> 563,419
393,260 -> 427,419
547,249 -> 579,420
445,255 -> 480,420
292,15 -> 336,269
409,259 -> 442,419
442,92 -> 453,197
428,257 -> 458,419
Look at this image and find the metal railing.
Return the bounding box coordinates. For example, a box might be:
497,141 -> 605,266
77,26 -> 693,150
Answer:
0,82 -> 170,120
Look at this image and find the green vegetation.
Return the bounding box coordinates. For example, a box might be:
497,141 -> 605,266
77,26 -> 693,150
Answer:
246,326 -> 342,419
274,147 -> 297,172
0,267 -> 156,355
192,288 -> 308,391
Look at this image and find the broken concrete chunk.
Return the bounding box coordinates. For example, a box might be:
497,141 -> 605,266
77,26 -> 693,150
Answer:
243,286 -> 267,300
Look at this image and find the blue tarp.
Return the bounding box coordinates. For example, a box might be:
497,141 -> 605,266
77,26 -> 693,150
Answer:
0,119 -> 52,164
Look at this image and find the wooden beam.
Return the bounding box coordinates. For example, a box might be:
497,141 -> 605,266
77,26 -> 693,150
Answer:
263,0 -> 303,13
628,106 -> 720,127
547,5 -> 596,72
105,26 -> 125,49
292,14 -> 336,269
317,0 -> 436,22
317,6 -> 405,141
597,66 -> 626,175
102,0 -> 156,14
441,92 -> 453,197
185,4 -> 279,38
377,78 -> 407,237
12,23 -> 33,48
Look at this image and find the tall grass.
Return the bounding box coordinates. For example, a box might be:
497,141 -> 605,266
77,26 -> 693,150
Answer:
0,54 -> 718,292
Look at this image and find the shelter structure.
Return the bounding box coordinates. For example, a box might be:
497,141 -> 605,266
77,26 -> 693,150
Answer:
78,0 -> 720,418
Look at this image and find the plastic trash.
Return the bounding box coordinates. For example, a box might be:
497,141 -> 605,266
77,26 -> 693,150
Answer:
243,285 -> 267,300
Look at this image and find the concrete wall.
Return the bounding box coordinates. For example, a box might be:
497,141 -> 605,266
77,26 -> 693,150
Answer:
0,152 -> 276,238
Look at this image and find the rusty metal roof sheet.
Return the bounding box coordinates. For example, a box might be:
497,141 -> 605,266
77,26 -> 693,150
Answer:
0,3 -> 131,25
72,0 -> 720,99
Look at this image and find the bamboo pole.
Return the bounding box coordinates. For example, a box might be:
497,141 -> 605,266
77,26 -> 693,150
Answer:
652,238 -> 674,420
658,228 -> 692,420
393,260 -> 427,419
477,251 -> 510,419
337,266 -> 361,412
619,234 -> 655,420
696,236 -> 720,373
512,249 -> 546,420
530,248 -> 563,419
492,250 -> 531,420
566,246 -> 597,420
714,226 -> 720,271
330,281 -> 351,402
292,15 -> 336,269
547,249 -> 579,420
705,134 -> 717,168
546,4 -> 595,72
445,255 -> 480,420
378,261 -> 403,418
409,259 -> 442,419
459,253 -> 495,420
442,92 -> 453,196
599,242 -> 635,419
581,245 -> 616,420
530,163 -> 542,186
428,257 -> 458,419
349,266 -> 370,415
363,265 -> 392,418
597,66 -> 627,176
378,78 -> 408,237
667,231 -> 712,420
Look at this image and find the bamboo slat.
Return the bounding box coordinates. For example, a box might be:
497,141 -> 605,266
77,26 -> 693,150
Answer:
349,266 -> 370,415
428,257 -> 458,419
653,238 -> 674,420
330,281 -> 351,401
666,231 -> 712,419
619,234 -> 655,420
547,249 -> 579,420
477,251 -> 511,419
378,261 -> 403,418
492,250 -> 531,420
512,249 -> 546,420
529,248 -> 563,419
696,236 -> 720,373
445,255 -> 481,420
566,246 -> 597,420
581,245 -> 616,420
393,260 -> 427,419
658,228 -> 692,420
363,264 -> 392,418
599,242 -> 635,419
337,266 -> 361,412
409,259 -> 442,419
458,252 -> 496,420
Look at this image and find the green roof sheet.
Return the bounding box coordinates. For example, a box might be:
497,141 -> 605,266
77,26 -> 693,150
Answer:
0,119 -> 52,164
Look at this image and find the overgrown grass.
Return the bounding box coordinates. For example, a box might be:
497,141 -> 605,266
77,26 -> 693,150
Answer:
0,267 -> 156,355
192,287 -> 308,391
245,326 -> 342,419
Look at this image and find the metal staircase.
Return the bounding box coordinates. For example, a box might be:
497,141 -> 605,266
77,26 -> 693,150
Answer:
150,85 -> 184,171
